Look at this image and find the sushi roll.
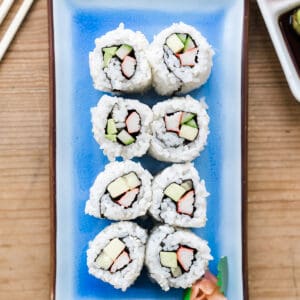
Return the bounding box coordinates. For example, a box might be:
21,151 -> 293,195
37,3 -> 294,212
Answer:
147,22 -> 214,95
150,163 -> 209,227
85,161 -> 152,221
87,221 -> 147,291
149,95 -> 209,162
91,95 -> 153,161
89,23 -> 152,94
145,225 -> 212,291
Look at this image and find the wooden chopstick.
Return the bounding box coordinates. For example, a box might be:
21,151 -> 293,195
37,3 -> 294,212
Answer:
0,0 -> 15,25
0,0 -> 34,62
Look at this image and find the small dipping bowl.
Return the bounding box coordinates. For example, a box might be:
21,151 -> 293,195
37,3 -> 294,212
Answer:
257,0 -> 300,102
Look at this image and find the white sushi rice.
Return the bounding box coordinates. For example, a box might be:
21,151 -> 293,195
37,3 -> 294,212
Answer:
89,23 -> 152,93
150,163 -> 209,227
87,222 -> 147,291
145,225 -> 212,291
147,22 -> 214,95
85,160 -> 152,220
91,95 -> 153,161
149,95 -> 209,162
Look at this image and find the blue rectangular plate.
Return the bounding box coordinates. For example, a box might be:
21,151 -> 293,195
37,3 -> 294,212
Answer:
49,0 -> 248,299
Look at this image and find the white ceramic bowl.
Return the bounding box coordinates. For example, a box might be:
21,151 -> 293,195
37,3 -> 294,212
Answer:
257,0 -> 300,102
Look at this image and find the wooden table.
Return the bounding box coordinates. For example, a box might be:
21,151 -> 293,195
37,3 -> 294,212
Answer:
0,1 -> 299,299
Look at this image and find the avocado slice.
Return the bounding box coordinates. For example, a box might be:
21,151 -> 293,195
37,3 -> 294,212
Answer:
107,177 -> 129,198
95,252 -> 113,270
183,36 -> 195,52
186,119 -> 198,128
103,47 -> 118,67
166,34 -> 184,54
117,130 -> 135,145
103,238 -> 126,261
103,46 -> 118,55
105,134 -> 117,142
181,112 -> 195,124
179,125 -> 199,141
116,44 -> 133,60
164,183 -> 186,202
177,33 -> 187,44
103,52 -> 113,68
171,266 -> 182,277
107,118 -> 117,135
181,180 -> 193,192
160,251 -> 178,268
123,172 -> 141,189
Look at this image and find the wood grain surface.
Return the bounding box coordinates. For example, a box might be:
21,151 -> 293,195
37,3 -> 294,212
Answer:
0,0 -> 299,299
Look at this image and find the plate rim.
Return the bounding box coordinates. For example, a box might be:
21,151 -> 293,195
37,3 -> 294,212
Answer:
48,0 -> 249,299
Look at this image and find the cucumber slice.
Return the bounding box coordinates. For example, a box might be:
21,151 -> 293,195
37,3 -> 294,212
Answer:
186,119 -> 198,128
107,118 -> 117,135
95,252 -> 113,270
179,125 -> 199,141
171,266 -> 182,277
160,251 -> 178,268
166,34 -> 184,54
105,134 -> 117,142
116,44 -> 133,60
103,238 -> 126,261
103,52 -> 113,67
164,183 -> 186,202
181,112 -> 195,124
177,33 -> 187,44
183,36 -> 195,52
117,130 -> 135,145
103,46 -> 118,55
103,47 -> 118,67
107,177 -> 129,198
123,172 -> 140,189
181,180 -> 193,192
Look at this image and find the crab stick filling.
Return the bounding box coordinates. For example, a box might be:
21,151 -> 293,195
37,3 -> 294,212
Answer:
95,238 -> 131,273
106,172 -> 141,208
163,180 -> 195,216
105,105 -> 141,145
159,245 -> 196,277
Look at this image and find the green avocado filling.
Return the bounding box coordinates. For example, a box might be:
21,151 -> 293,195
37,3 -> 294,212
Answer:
160,252 -> 178,268
103,47 -> 118,67
164,183 -> 186,202
106,118 -> 117,135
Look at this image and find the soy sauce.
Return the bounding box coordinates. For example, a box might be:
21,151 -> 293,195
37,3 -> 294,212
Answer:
278,7 -> 300,77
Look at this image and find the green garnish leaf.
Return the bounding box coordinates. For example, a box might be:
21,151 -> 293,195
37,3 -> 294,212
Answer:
183,287 -> 192,300
217,256 -> 228,295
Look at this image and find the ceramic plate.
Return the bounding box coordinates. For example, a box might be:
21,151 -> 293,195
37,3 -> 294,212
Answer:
49,0 -> 248,299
